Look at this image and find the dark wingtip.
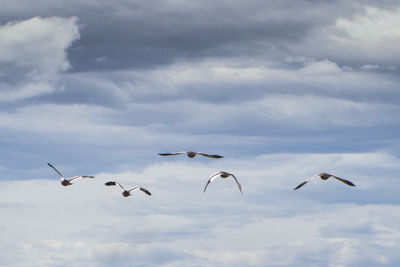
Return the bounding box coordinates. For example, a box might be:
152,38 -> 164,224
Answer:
140,188 -> 152,196
346,179 -> 356,187
105,181 -> 116,186
203,181 -> 210,193
213,155 -> 224,158
293,182 -> 306,190
335,177 -> 356,187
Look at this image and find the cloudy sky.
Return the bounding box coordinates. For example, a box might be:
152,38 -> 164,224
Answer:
1,1 -> 400,266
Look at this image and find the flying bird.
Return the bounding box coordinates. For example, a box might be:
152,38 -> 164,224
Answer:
47,163 -> 95,186
203,171 -> 242,194
158,151 -> 223,159
105,181 -> 152,197
293,173 -> 356,190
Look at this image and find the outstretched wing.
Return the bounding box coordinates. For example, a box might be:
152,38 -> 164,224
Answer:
129,187 -> 152,196
67,176 -> 95,182
293,175 -> 319,190
47,163 -> 64,178
229,173 -> 243,194
333,176 -> 356,187
203,172 -> 223,192
197,153 -> 224,159
105,181 -> 125,191
158,152 -> 186,156
293,181 -> 308,190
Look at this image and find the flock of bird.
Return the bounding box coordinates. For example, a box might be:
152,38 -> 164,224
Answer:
47,151 -> 356,198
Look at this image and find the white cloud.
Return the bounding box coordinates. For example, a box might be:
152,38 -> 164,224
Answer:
335,7 -> 400,50
0,82 -> 54,102
1,152 -> 400,266
1,3 -> 400,266
1,56 -> 399,183
65,58 -> 399,106
0,16 -> 80,102
1,89 -> 399,141
290,6 -> 400,67
361,64 -> 379,70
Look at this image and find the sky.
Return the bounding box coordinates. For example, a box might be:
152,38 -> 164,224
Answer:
1,0 -> 400,266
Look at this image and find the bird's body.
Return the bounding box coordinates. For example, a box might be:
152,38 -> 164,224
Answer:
122,190 -> 131,197
187,151 -> 197,158
318,173 -> 333,180
105,181 -> 151,197
61,179 -> 72,186
158,151 -> 223,159
203,171 -> 242,194
293,172 -> 356,190
47,163 -> 95,186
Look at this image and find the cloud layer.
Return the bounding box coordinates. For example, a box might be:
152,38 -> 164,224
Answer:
1,1 -> 400,266
1,153 -> 400,266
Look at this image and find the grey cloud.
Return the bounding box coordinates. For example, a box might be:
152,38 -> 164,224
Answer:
96,245 -> 192,266
319,222 -> 378,237
59,59 -> 400,108
2,1 -> 399,72
2,5 -> 400,183
2,2 -> 400,267
1,70 -> 400,180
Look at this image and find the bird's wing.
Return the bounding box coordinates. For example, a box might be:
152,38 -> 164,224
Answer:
197,153 -> 224,158
203,172 -> 222,192
333,176 -> 356,187
67,176 -> 95,182
129,187 -> 152,196
293,181 -> 308,190
105,181 -> 125,191
128,186 -> 139,192
47,163 -> 64,178
230,173 -> 243,194
158,152 -> 186,156
115,182 -> 125,191
293,175 -> 319,190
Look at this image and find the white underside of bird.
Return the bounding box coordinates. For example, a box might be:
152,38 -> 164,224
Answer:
105,181 -> 152,197
203,171 -> 242,194
47,163 -> 94,186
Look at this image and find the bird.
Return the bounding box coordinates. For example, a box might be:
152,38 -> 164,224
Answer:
47,163 -> 95,186
158,151 -> 223,158
293,173 -> 356,190
105,181 -> 152,197
203,171 -> 242,194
